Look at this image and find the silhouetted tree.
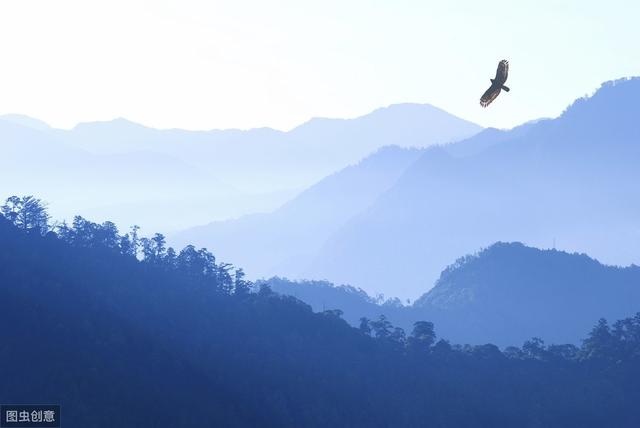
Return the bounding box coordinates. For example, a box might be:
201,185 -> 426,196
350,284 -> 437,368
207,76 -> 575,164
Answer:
503,346 -> 525,359
432,338 -> 452,356
408,321 -> 436,353
234,268 -> 251,297
390,327 -> 406,346
523,337 -> 546,360
547,344 -> 579,361
141,233 -> 167,264
472,343 -> 504,360
359,317 -> 372,336
165,247 -> 177,269
95,221 -> 120,249
258,283 -> 274,298
371,314 -> 393,339
119,233 -> 135,258
582,318 -> 614,360
611,313 -> 640,359
129,225 -> 141,258
217,262 -> 234,294
1,195 -> 49,234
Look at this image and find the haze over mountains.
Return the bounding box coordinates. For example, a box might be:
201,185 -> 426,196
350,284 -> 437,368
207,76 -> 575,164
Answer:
3,77 -> 640,427
4,78 -> 640,300
172,145 -> 425,277
0,104 -> 480,233
306,78 -> 640,298
177,78 -> 640,299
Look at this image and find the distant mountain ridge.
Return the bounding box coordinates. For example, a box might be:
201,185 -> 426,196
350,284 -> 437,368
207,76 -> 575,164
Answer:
304,77 -> 640,298
267,242 -> 640,346
413,242 -> 640,345
171,145 -> 425,276
54,103 -> 481,193
0,114 -> 52,131
176,78 -> 640,299
0,103 -> 481,233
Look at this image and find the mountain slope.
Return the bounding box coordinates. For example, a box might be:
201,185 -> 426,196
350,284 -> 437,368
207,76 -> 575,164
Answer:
171,146 -> 424,276
414,242 -> 640,345
10,214 -> 640,426
305,78 -> 640,299
266,242 -> 640,346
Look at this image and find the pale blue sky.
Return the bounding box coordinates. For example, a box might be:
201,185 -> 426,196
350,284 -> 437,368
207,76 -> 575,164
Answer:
0,0 -> 638,130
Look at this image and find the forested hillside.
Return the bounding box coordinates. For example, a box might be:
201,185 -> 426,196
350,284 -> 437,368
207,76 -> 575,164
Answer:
1,196 -> 640,427
267,243 -> 640,346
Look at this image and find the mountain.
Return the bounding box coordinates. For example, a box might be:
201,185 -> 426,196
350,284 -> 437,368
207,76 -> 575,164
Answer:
55,103 -> 480,193
286,103 -> 482,166
266,242 -> 640,346
0,120 -> 236,232
0,114 -> 51,131
171,146 -> 424,275
3,209 -> 640,427
264,276 -> 410,324
1,104 -> 481,233
305,78 -> 640,299
416,242 -> 640,345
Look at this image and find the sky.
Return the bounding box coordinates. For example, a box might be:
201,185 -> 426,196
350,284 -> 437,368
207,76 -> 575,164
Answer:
0,0 -> 638,131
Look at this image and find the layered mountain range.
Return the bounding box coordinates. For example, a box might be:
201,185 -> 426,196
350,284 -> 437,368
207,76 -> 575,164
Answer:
267,242 -> 640,346
182,78 -> 640,299
0,104 -> 480,232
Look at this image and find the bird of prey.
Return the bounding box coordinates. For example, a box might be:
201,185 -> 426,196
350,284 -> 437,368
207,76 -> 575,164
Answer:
480,60 -> 510,107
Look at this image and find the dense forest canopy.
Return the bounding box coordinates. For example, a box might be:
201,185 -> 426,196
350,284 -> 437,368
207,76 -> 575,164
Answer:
1,195 -> 640,427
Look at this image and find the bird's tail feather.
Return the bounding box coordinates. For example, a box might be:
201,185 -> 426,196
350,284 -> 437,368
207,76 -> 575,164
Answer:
502,85 -> 510,92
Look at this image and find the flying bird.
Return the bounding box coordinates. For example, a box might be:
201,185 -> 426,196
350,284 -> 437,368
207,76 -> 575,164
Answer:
480,60 -> 510,107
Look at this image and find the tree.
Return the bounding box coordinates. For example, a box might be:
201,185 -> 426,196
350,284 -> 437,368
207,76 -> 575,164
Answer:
582,318 -> 614,360
217,262 -> 234,294
408,321 -> 436,353
141,233 -> 167,264
1,195 -> 50,234
165,247 -> 177,269
234,268 -> 251,297
198,248 -> 217,278
547,344 -> 579,361
71,216 -> 97,247
176,245 -> 201,275
359,317 -> 372,336
258,283 -> 274,298
522,337 -> 546,360
503,346 -> 525,359
611,312 -> 640,359
55,220 -> 73,242
370,315 -> 393,339
129,225 -> 141,258
432,339 -> 452,356
96,221 -> 120,249
119,234 -> 135,258
472,344 -> 504,360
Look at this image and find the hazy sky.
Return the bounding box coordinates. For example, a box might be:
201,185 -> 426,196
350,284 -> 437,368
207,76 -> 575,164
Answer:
0,0 -> 638,131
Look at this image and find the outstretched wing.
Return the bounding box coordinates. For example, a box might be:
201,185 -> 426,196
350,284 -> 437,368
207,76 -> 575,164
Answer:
480,85 -> 501,107
495,60 -> 509,84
